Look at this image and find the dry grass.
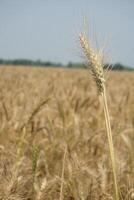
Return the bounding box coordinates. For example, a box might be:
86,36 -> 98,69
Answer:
0,66 -> 134,200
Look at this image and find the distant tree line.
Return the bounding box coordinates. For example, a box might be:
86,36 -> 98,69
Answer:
67,62 -> 133,71
0,59 -> 62,67
0,58 -> 133,70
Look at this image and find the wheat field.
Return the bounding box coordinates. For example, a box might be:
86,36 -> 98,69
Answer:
0,66 -> 134,200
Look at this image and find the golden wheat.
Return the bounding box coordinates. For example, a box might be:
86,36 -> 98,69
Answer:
0,66 -> 133,199
79,32 -> 119,200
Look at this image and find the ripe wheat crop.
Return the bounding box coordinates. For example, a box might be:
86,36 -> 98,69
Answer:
79,32 -> 118,200
0,66 -> 134,200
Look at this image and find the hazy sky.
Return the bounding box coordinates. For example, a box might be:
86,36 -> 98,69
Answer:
0,0 -> 134,66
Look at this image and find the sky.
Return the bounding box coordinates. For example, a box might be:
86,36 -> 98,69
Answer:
0,0 -> 134,67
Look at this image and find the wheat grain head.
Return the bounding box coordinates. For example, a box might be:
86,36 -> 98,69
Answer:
79,33 -> 105,94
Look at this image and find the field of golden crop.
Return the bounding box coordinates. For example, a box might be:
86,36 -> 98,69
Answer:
0,66 -> 134,200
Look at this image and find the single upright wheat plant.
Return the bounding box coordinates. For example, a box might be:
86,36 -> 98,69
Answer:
79,32 -> 119,200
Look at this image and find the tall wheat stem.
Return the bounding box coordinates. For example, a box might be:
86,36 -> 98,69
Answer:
102,84 -> 119,200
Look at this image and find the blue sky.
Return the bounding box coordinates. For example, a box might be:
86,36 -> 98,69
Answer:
0,0 -> 134,66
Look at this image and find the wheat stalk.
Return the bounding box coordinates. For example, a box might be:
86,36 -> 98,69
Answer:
59,145 -> 67,200
79,32 -> 119,200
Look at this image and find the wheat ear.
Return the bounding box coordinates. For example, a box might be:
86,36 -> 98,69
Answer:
79,32 -> 119,200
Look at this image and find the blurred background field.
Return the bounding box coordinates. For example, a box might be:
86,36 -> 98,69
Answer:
0,66 -> 134,199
